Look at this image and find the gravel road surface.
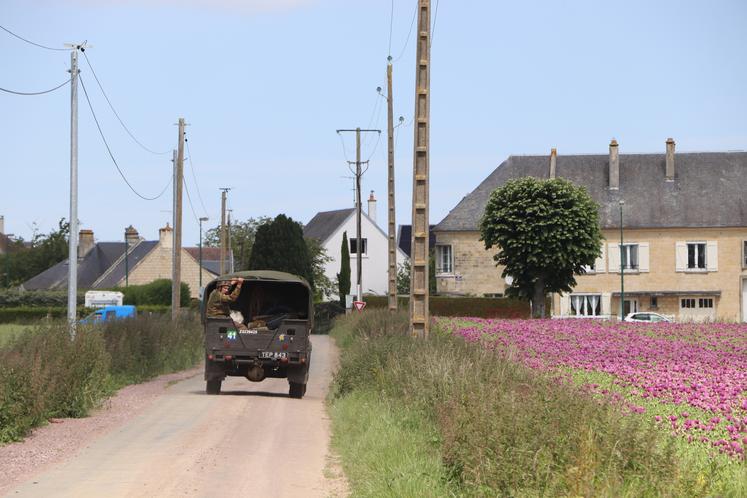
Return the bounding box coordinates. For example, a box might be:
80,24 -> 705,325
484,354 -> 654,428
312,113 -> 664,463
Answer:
2,335 -> 345,498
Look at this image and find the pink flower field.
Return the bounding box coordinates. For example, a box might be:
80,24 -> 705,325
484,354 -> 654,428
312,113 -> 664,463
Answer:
439,318 -> 747,459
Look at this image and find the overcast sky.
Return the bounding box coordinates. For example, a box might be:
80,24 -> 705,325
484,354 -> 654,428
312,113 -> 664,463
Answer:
2,0 -> 746,245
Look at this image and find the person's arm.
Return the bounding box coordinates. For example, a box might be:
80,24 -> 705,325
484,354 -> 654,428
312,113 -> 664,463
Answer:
227,278 -> 243,301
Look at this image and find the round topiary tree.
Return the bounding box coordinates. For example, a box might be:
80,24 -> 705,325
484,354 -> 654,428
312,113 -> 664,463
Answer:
480,177 -> 602,318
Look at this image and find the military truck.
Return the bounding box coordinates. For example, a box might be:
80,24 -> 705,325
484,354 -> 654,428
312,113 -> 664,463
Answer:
201,270 -> 313,398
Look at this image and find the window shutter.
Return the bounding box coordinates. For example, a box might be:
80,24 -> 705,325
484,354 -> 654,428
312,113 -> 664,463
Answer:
675,242 -> 687,272
608,243 -> 620,273
595,243 -> 606,273
706,241 -> 718,272
638,242 -> 650,272
559,294 -> 570,316
601,292 -> 611,316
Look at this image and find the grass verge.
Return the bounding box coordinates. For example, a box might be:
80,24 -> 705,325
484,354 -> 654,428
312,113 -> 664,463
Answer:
329,310 -> 745,497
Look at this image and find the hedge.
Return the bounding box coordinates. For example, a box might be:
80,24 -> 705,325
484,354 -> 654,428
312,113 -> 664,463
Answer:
122,279 -> 190,307
0,290 -> 84,308
0,305 -> 172,324
363,295 -> 531,319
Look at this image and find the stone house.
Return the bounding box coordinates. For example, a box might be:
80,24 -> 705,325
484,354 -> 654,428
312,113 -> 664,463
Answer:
23,225 -> 227,299
304,193 -> 408,299
433,140 -> 747,322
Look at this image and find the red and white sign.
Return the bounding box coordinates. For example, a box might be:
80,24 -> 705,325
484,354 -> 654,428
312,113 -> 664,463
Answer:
353,301 -> 367,312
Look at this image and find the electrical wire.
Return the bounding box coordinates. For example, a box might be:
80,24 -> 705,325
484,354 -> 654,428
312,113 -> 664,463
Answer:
0,24 -> 68,51
0,78 -> 70,96
431,0 -> 440,48
185,139 -> 210,217
393,4 -> 417,62
365,131 -> 383,162
183,176 -> 201,224
81,51 -> 171,155
387,0 -> 395,57
79,75 -> 171,201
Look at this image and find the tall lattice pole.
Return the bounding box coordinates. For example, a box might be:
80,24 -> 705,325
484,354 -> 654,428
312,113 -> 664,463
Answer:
386,59 -> 397,311
409,0 -> 431,338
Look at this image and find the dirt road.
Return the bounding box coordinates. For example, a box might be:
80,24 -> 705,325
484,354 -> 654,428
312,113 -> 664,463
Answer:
4,336 -> 344,498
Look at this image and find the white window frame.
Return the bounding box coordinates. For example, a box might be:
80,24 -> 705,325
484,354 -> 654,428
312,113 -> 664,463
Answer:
620,243 -> 639,271
349,238 -> 368,257
570,294 -> 602,317
686,242 -> 707,271
435,244 -> 453,275
743,241 -> 747,269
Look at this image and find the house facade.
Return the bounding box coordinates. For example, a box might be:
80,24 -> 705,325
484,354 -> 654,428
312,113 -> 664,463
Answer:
433,140 -> 747,322
23,225 -> 222,299
304,195 -> 408,299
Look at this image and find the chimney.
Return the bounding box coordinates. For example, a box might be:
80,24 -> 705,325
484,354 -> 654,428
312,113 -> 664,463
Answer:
78,229 -> 94,259
0,215 -> 4,235
609,139 -> 619,190
367,190 -> 377,224
159,223 -> 173,249
125,225 -> 139,247
665,138 -> 675,181
549,148 -> 557,179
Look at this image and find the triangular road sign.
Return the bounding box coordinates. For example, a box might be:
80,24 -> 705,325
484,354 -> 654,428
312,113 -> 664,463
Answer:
353,301 -> 366,312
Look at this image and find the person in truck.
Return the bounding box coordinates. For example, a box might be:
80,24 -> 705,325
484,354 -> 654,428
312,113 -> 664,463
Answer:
206,277 -> 244,318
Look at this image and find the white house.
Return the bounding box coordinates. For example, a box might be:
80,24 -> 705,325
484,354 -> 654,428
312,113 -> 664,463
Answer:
304,193 -> 408,299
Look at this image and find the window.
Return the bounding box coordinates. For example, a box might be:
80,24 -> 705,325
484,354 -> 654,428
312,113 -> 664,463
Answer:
620,244 -> 639,270
570,294 -> 602,317
436,245 -> 453,274
650,296 -> 658,309
681,298 -> 696,309
743,241 -> 747,268
698,298 -> 713,308
349,238 -> 367,255
687,243 -> 706,269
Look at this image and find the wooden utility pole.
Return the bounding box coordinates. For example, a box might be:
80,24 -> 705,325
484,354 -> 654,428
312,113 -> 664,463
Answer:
409,0 -> 431,338
219,188 -> 230,275
386,59 -> 397,311
172,118 -> 185,321
336,128 -> 381,301
227,209 -> 234,273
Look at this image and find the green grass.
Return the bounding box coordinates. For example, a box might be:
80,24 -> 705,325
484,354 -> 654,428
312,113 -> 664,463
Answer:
0,323 -> 34,346
330,392 -> 454,497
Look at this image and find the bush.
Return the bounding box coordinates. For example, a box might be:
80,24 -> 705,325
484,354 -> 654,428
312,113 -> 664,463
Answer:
363,295 -> 531,318
0,314 -> 202,443
0,289 -> 84,307
122,279 -> 190,307
0,306 -> 95,324
330,310 -> 728,497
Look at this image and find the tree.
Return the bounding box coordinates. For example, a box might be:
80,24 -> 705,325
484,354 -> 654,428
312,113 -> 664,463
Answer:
306,237 -> 333,302
248,214 -> 314,289
396,260 -> 410,294
337,231 -> 351,306
480,177 -> 602,318
0,218 -> 70,288
203,217 -> 271,271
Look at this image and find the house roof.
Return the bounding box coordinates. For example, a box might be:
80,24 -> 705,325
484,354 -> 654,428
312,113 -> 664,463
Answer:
435,151 -> 747,231
23,242 -> 136,290
92,241 -> 159,288
303,208 -> 355,243
397,225 -> 437,258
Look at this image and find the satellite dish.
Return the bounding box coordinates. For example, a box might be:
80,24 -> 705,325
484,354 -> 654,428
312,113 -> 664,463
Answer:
505,275 -> 514,286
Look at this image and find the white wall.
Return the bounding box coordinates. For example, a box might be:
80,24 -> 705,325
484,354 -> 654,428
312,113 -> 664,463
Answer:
322,213 -> 407,299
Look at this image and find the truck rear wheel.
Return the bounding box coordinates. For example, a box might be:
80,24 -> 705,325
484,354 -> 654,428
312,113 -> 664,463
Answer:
289,382 -> 305,399
206,379 -> 222,395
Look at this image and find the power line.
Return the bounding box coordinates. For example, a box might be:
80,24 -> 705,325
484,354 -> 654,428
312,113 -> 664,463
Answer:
79,74 -> 171,201
0,24 -> 68,51
81,51 -> 170,155
431,0 -> 441,47
387,0 -> 395,57
393,4 -> 417,62
0,78 -> 70,96
183,175 -> 201,224
185,139 -> 209,217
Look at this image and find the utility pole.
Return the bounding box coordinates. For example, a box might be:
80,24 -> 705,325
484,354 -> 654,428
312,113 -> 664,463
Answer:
199,216 -> 208,291
336,128 -> 381,301
219,188 -> 230,275
171,118 -> 185,321
64,43 -> 82,339
227,209 -> 234,273
386,58 -> 397,311
410,0 -> 432,339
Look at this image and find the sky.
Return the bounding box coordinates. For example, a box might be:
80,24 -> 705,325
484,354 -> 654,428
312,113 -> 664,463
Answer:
1,0 -> 746,247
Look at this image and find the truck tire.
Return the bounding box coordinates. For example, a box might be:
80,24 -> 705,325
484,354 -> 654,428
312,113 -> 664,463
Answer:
289,382 -> 305,399
206,379 -> 222,395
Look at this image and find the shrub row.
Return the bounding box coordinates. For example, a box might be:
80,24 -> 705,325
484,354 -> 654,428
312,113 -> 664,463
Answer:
0,314 -> 202,443
0,305 -> 171,324
363,295 -> 531,318
0,289 -> 84,307
330,311 -> 734,497
122,279 -> 190,307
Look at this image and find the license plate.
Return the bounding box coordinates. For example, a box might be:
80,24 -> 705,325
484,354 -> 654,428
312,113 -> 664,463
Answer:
260,351 -> 287,359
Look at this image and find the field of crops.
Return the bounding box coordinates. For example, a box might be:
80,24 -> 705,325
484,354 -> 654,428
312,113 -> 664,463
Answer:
439,318 -> 747,460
